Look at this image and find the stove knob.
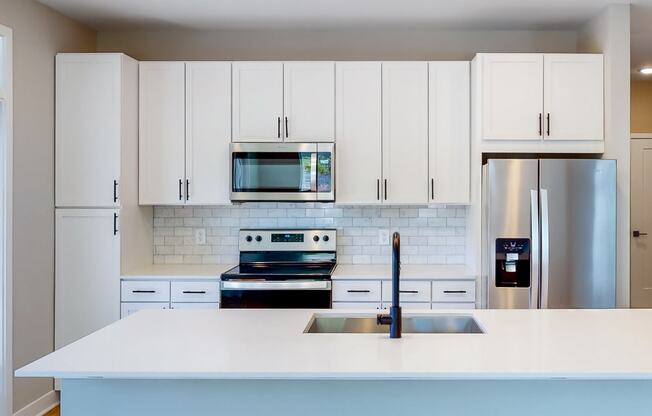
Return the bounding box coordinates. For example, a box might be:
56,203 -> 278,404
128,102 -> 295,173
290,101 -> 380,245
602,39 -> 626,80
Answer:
245,235 -> 253,242
313,235 -> 320,242
323,235 -> 330,242
255,235 -> 262,242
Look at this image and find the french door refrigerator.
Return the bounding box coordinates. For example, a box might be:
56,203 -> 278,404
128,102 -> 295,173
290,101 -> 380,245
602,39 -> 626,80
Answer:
483,159 -> 616,309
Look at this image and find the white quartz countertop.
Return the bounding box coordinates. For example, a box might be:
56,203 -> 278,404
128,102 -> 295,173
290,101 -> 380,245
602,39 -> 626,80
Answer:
16,309 -> 652,380
332,264 -> 475,280
121,264 -> 235,280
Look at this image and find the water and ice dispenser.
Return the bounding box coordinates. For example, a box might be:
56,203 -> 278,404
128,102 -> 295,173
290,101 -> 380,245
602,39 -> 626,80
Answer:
495,238 -> 530,287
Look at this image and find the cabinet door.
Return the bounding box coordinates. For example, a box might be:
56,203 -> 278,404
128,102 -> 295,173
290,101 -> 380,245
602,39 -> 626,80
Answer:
186,62 -> 232,205
481,54 -> 544,140
56,54 -> 120,207
284,62 -> 335,142
55,209 -> 120,349
232,62 -> 283,142
139,62 -> 186,205
121,302 -> 169,318
382,62 -> 429,204
335,62 -> 382,204
543,54 -> 603,141
429,62 -> 470,204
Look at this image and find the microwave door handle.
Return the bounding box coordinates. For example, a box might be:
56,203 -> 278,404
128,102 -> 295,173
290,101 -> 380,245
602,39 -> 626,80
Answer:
310,152 -> 317,192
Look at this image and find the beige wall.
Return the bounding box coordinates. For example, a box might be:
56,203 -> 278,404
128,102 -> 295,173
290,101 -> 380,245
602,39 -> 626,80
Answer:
631,80 -> 652,133
97,28 -> 578,61
0,0 -> 96,412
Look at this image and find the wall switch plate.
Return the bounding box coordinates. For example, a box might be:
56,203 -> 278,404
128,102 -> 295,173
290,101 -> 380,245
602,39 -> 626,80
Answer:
378,229 -> 390,245
195,228 -> 206,245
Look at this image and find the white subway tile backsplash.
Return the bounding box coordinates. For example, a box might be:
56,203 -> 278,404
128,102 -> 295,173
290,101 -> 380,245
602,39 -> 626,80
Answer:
152,204 -> 467,266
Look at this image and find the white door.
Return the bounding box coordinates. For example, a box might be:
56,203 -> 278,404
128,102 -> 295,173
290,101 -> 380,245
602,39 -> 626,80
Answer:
55,209 -> 120,349
543,54 -> 604,141
631,139 -> 652,307
481,54 -> 544,140
283,62 -> 335,142
186,62 -> 232,205
428,62 -> 470,204
232,62 -> 283,142
139,62 -> 186,205
382,62 -> 429,204
56,54 -> 120,207
335,62 -> 382,204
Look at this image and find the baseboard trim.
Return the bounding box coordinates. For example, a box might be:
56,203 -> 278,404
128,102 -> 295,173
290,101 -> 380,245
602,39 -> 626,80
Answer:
13,390 -> 59,416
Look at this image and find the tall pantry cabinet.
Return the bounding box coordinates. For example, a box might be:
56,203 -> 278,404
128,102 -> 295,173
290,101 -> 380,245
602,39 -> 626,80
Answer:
55,54 -> 152,351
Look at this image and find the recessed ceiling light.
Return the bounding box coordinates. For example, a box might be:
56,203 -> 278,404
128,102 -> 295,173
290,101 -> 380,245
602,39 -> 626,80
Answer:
640,67 -> 652,75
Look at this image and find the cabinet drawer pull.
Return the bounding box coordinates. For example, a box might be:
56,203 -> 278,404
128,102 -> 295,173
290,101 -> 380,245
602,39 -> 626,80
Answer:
277,117 -> 281,138
132,290 -> 156,294
113,212 -> 118,236
384,179 -> 388,201
182,290 -> 207,294
178,179 -> 183,201
186,179 -> 190,201
538,113 -> 542,136
377,179 -> 380,201
285,116 -> 289,138
546,113 -> 551,136
400,290 -> 419,294
443,290 -> 467,294
113,180 -> 118,203
431,178 -> 434,200
347,290 -> 370,293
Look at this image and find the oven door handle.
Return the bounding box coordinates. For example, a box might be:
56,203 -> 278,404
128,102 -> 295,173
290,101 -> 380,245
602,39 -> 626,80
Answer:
221,281 -> 332,291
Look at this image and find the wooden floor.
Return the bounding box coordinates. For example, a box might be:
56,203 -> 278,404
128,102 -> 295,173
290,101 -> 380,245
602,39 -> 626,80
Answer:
44,406 -> 60,416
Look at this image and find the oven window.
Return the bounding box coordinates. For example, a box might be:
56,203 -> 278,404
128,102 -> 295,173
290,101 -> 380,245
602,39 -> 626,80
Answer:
232,152 -> 313,192
317,152 -> 332,193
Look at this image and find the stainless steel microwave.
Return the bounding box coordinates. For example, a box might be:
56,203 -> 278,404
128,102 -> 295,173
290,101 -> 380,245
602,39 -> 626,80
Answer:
230,143 -> 335,202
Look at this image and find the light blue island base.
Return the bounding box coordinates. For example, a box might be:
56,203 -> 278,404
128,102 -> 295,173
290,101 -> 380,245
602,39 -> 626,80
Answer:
61,379 -> 652,416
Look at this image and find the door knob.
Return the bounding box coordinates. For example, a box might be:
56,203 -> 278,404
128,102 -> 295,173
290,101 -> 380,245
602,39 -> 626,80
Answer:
633,230 -> 648,238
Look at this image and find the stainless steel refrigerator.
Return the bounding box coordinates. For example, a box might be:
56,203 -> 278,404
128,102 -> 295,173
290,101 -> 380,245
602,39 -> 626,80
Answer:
483,159 -> 616,309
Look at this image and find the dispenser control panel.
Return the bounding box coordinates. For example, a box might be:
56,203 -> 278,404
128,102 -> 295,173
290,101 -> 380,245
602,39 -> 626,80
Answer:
495,238 -> 531,288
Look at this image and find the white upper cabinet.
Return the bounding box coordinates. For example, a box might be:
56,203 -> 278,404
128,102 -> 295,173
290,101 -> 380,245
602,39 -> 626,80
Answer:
139,62 -> 186,205
186,62 -> 232,205
232,62 -> 284,142
335,62 -> 382,204
480,53 -> 544,141
284,62 -> 335,142
428,62 -> 470,204
382,62 -> 429,204
56,54 -> 121,207
55,209 -> 120,349
543,54 -> 603,141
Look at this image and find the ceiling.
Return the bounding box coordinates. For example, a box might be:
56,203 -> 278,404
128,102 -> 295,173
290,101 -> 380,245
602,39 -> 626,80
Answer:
35,0 -> 652,79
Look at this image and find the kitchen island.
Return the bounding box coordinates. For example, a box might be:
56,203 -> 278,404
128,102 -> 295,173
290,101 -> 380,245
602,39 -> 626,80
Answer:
17,309 -> 652,415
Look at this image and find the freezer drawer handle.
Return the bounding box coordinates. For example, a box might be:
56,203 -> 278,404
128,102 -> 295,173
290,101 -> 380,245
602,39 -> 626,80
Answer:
132,290 -> 156,294
347,290 -> 371,293
182,290 -> 207,294
443,290 -> 467,294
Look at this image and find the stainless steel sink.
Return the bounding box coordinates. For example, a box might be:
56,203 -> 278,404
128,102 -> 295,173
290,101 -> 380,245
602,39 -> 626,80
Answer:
304,314 -> 484,334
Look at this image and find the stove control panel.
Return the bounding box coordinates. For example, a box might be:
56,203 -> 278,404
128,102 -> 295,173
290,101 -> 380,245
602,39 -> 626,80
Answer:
239,229 -> 337,252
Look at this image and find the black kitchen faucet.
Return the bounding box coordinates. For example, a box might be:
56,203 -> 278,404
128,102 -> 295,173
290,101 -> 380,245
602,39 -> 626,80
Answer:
377,232 -> 402,338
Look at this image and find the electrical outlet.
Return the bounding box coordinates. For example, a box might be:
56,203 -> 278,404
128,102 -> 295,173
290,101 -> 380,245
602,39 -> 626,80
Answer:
378,229 -> 390,245
194,228 -> 206,245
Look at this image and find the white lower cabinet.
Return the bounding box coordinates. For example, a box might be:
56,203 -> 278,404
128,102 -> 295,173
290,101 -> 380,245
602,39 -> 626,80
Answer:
381,280 -> 431,303
332,281 -> 382,302
121,281 -> 170,302
431,302 -> 476,310
432,281 -> 476,303
171,302 -> 220,310
383,302 -> 431,310
121,302 -> 169,318
171,281 -> 220,303
332,302 -> 383,310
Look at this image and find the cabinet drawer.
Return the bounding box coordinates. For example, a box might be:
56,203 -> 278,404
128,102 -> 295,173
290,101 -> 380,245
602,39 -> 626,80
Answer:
120,302 -> 169,318
432,281 -> 476,302
431,302 -> 476,310
121,281 -> 170,302
171,302 -> 220,310
332,281 -> 382,302
171,281 -> 220,303
332,302 -> 383,310
382,280 -> 431,303
382,302 -> 431,310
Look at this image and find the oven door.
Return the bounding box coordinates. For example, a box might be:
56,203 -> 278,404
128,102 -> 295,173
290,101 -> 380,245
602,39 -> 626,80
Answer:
220,280 -> 332,309
230,143 -> 334,202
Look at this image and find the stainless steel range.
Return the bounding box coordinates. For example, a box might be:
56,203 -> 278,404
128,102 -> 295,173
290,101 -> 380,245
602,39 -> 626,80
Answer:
220,229 -> 337,308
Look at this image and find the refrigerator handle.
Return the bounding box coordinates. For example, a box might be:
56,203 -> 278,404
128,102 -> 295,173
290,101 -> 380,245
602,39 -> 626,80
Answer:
529,190 -> 540,309
540,189 -> 550,309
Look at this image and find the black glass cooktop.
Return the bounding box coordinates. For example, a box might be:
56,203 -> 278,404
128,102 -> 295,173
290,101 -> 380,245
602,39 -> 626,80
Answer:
221,263 -> 335,280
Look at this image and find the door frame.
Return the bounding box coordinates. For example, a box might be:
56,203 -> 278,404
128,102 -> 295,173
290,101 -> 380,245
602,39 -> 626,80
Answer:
631,134 -> 652,307
0,23 -> 13,416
